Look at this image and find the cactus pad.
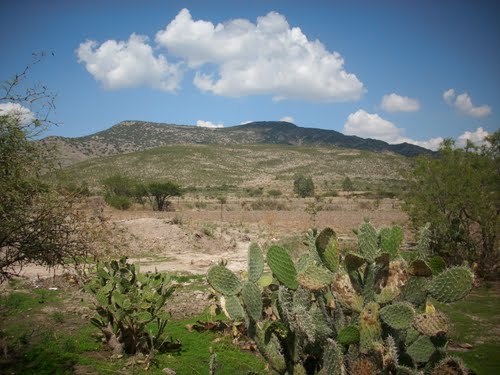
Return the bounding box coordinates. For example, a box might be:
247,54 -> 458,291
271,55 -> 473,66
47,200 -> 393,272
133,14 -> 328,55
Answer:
338,325 -> 360,346
379,226 -> 404,259
315,227 -> 336,255
407,335 -> 435,363
254,327 -> 286,373
321,236 -> 340,273
297,262 -> 332,290
248,243 -> 264,283
222,295 -> 245,321
379,302 -> 415,330
345,252 -> 366,271
358,221 -> 379,262
207,265 -> 242,296
241,281 -> 262,321
428,266 -> 473,303
323,339 -> 344,375
266,245 -> 298,290
414,312 -> 448,336
403,276 -> 429,307
409,259 -> 433,277
375,285 -> 401,304
433,357 -> 468,375
332,272 -> 364,312
427,255 -> 446,275
359,302 -> 382,353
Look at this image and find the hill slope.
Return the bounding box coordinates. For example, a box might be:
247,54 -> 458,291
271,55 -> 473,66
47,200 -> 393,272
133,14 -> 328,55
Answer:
56,143 -> 412,193
42,121 -> 432,166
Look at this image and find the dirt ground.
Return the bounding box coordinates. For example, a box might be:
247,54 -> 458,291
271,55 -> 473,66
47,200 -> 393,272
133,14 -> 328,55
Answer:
12,196 -> 408,281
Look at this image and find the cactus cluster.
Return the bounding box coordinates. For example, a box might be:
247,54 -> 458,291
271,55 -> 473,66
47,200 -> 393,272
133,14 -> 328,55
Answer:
206,221 -> 474,374
87,257 -> 178,356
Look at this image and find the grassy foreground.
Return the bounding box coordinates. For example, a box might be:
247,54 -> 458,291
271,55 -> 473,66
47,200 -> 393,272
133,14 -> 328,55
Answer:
1,278 -> 499,374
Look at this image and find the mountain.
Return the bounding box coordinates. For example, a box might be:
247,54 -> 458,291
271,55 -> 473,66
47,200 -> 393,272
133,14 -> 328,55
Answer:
41,120 -> 433,166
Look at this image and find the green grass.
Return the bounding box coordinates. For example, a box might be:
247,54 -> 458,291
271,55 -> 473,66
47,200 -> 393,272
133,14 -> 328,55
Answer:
0,289 -> 61,315
434,283 -> 500,375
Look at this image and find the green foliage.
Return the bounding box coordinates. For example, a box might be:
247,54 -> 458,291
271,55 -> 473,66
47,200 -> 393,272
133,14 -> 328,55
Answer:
148,181 -> 181,211
206,221 -> 474,374
293,174 -> 315,198
105,194 -> 131,210
0,59 -> 98,282
86,257 -> 178,356
404,135 -> 500,278
267,189 -> 282,198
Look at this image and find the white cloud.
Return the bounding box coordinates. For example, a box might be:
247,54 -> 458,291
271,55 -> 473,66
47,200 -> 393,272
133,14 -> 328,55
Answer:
443,89 -> 491,118
343,110 -> 404,143
343,109 -> 443,151
280,116 -> 295,123
156,9 -> 364,101
239,120 -> 253,125
443,88 -> 455,105
381,93 -> 420,112
456,127 -> 489,147
454,93 -> 491,118
0,102 -> 35,125
76,33 -> 182,91
196,120 -> 224,128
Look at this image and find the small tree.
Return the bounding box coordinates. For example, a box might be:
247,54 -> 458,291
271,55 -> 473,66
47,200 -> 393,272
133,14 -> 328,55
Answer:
405,135 -> 499,278
342,176 -> 354,197
293,175 -> 315,198
148,181 -> 181,211
0,54 -> 102,281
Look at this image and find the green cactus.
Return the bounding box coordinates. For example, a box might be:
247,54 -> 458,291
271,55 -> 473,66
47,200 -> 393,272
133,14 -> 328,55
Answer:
403,276 -> 429,307
266,245 -> 299,290
358,220 -> 379,262
241,281 -> 262,321
223,295 -> 246,321
248,243 -> 264,283
432,357 -> 468,375
375,285 -> 401,304
87,257 -> 176,355
427,255 -> 447,275
379,226 -> 404,259
254,325 -> 287,373
322,236 -> 340,273
297,261 -> 332,290
207,264 -> 242,296
338,325 -> 360,346
379,302 -> 415,330
428,266 -> 474,303
359,302 -> 382,353
407,335 -> 436,363
414,312 -> 449,336
322,339 -> 344,375
315,227 -> 336,255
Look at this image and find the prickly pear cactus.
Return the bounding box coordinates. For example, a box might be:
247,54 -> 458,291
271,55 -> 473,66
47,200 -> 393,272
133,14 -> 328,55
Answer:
205,221 -> 474,374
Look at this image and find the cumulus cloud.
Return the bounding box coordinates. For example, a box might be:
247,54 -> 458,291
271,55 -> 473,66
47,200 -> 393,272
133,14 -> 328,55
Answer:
443,89 -> 491,117
156,9 -> 364,101
76,33 -> 182,91
381,93 -> 420,112
280,116 -> 295,123
456,127 -> 489,147
0,102 -> 35,125
196,120 -> 224,128
443,88 -> 455,105
343,109 -> 443,151
454,93 -> 491,118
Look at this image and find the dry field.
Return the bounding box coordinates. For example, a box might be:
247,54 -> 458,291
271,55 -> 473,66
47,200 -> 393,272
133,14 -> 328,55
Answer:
14,195 -> 408,280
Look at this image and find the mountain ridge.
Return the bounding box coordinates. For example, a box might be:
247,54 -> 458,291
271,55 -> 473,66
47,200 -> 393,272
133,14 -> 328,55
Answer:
41,120 -> 433,166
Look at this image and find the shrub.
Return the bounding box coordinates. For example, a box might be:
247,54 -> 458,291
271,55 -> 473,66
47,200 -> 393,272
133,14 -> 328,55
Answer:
148,181 -> 182,211
268,189 -> 283,198
207,221 -> 474,374
86,257 -> 180,357
293,175 -> 315,198
105,195 -> 131,210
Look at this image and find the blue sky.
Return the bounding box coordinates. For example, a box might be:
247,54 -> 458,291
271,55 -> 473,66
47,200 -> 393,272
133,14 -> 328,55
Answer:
0,0 -> 498,149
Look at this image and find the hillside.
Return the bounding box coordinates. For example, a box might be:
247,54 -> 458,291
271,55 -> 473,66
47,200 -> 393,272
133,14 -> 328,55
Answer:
56,143 -> 412,194
42,121 -> 433,166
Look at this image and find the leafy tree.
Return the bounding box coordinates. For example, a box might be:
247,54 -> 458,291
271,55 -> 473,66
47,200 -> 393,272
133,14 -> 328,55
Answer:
404,135 -> 499,278
102,174 -> 136,197
148,181 -> 181,211
342,176 -> 354,197
293,174 -> 315,198
0,54 -> 102,281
